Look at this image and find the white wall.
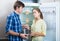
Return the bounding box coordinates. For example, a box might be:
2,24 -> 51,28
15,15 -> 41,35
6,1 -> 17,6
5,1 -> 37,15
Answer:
38,0 -> 60,3
59,2 -> 60,41
39,2 -> 60,41
0,0 -> 17,39
56,2 -> 60,41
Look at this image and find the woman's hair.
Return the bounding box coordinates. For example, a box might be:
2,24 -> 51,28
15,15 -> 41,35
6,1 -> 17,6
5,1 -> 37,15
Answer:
33,8 -> 43,19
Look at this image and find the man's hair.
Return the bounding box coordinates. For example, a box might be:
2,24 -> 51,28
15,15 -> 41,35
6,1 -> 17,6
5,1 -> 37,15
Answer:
14,1 -> 25,10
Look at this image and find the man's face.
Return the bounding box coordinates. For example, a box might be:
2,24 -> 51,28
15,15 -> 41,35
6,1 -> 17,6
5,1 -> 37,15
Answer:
17,6 -> 23,13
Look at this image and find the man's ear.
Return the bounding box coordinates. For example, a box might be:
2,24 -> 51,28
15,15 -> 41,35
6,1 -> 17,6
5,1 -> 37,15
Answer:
16,7 -> 18,9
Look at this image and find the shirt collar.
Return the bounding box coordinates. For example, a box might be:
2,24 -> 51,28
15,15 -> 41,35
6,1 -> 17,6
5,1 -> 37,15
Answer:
14,11 -> 20,16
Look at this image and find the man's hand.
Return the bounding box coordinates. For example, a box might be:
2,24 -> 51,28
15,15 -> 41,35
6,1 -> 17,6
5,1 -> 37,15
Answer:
20,34 -> 28,39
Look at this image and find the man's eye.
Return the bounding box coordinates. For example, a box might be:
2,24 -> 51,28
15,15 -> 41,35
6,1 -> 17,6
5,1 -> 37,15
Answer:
33,12 -> 35,13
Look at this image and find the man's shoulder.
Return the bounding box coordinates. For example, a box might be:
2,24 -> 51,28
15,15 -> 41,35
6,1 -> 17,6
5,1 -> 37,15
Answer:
7,12 -> 15,18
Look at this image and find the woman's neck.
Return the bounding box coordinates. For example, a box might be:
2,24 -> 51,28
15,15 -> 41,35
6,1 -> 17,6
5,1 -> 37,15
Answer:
35,16 -> 41,23
35,16 -> 41,20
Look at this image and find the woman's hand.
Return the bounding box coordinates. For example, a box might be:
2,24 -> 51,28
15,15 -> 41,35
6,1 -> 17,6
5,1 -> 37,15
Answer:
30,32 -> 35,37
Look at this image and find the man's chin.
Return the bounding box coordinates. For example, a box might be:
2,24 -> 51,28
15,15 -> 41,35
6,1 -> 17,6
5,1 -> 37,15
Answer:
19,12 -> 22,14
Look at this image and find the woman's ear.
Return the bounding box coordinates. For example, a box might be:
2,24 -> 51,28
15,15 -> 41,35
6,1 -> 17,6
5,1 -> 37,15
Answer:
39,13 -> 40,16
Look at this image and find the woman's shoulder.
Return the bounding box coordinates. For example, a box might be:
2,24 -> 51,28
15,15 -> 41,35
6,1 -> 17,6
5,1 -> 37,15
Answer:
32,19 -> 35,23
39,19 -> 46,24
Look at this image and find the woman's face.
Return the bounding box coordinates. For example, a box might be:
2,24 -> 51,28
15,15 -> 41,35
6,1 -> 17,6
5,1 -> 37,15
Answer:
33,9 -> 40,18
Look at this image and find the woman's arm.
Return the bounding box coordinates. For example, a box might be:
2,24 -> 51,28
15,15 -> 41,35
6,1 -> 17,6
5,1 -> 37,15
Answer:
31,21 -> 47,37
31,32 -> 45,37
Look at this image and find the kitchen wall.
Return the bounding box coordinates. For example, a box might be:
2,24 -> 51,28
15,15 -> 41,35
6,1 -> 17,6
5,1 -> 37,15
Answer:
0,0 -> 17,39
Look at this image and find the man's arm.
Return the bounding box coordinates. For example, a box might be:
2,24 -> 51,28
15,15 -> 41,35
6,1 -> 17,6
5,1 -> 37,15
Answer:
7,30 -> 19,36
6,15 -> 28,38
7,30 -> 28,39
6,15 -> 19,36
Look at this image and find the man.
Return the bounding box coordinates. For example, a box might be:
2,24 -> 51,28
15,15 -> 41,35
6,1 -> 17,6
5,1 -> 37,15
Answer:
6,1 -> 29,41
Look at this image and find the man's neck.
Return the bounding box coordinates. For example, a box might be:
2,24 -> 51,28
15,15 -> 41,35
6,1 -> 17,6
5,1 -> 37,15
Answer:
15,10 -> 20,15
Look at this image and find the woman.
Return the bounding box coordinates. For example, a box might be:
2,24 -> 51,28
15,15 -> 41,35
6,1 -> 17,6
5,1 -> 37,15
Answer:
30,8 -> 47,41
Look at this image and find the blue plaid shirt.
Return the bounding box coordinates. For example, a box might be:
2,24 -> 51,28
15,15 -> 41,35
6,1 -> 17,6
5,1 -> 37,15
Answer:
6,11 -> 23,41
